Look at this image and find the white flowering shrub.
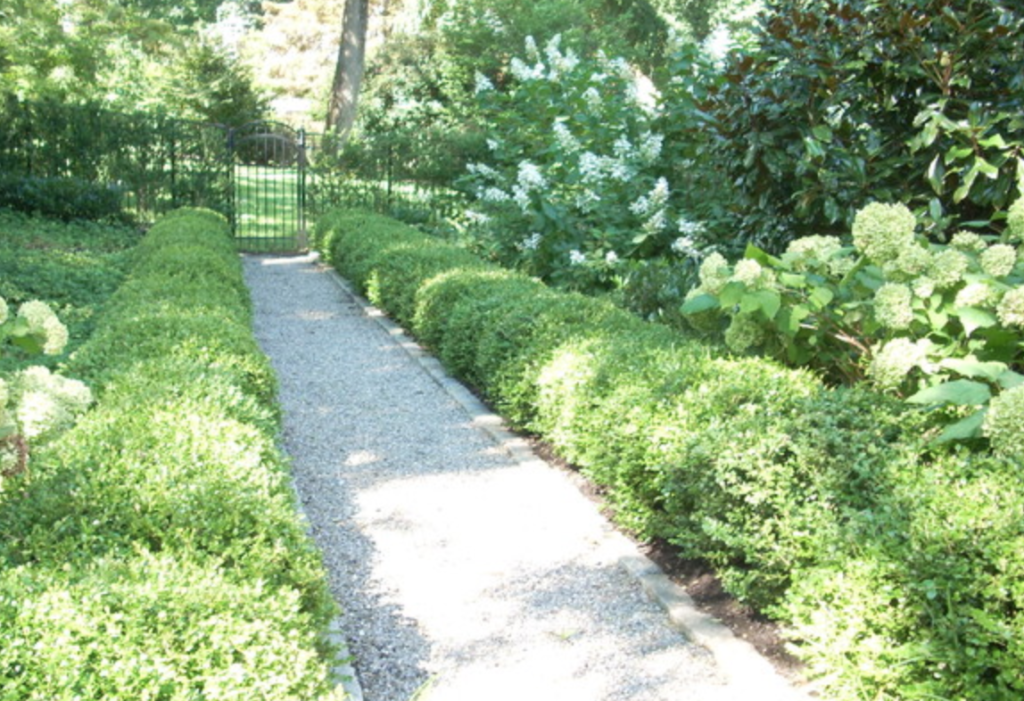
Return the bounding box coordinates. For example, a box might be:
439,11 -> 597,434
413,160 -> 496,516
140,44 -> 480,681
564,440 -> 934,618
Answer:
460,36 -> 712,293
683,199 -> 1024,446
1,296 -> 89,479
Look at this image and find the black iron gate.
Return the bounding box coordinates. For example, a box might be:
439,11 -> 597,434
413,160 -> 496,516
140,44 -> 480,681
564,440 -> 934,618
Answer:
228,121 -> 307,252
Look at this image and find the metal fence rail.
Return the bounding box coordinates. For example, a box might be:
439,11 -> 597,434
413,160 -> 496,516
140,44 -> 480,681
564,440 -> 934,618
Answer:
0,95 -> 468,251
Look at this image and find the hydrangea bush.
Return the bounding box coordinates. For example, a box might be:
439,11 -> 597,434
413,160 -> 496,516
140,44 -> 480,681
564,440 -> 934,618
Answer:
460,35 -> 713,293
683,198 -> 1024,446
0,296 -> 91,480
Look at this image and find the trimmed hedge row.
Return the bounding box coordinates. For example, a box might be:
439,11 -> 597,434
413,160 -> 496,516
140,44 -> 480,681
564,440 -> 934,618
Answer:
316,209 -> 1024,701
0,209 -> 341,700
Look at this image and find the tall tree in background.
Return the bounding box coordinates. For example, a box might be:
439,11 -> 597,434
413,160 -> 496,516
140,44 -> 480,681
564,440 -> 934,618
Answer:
326,0 -> 369,135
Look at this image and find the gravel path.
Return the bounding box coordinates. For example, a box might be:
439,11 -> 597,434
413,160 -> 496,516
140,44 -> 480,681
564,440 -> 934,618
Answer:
243,253 -> 806,701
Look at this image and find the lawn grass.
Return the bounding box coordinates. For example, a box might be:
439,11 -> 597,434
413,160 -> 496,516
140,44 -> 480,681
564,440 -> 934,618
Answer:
233,166 -> 304,252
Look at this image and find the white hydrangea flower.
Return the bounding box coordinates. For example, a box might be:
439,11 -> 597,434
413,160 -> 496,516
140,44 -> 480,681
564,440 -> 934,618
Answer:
524,36 -> 540,62
553,121 -> 579,153
638,132 -> 663,163
642,209 -> 668,236
516,161 -> 547,191
569,249 -> 586,265
678,218 -> 707,237
474,71 -> 495,94
582,87 -> 602,110
784,235 -> 844,272
467,162 -> 499,179
930,249 -> 970,289
980,244 -> 1017,278
868,337 -> 933,392
578,152 -> 605,184
851,202 -> 916,263
10,366 -> 92,441
950,230 -> 987,252
874,283 -> 914,330
605,250 -> 619,264
465,210 -> 491,225
983,384 -> 1024,458
612,135 -> 635,160
724,314 -> 764,353
672,236 -> 698,257
997,287 -> 1024,327
894,244 -> 932,277
699,252 -> 731,295
731,259 -> 764,287
17,300 -> 68,355
481,187 -> 511,203
521,233 -> 543,251
954,282 -> 994,308
608,160 -> 634,182
912,276 -> 936,300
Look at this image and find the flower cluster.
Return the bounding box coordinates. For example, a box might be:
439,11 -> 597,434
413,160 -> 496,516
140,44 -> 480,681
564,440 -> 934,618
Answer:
980,244 -> 1017,278
474,71 -> 495,94
730,259 -> 775,289
867,338 -> 933,392
873,283 -> 914,330
460,36 -> 704,293
851,202 -> 917,263
698,253 -> 731,295
7,366 -> 92,442
983,384 -> 1024,458
1007,197 -> 1024,243
997,287 -> 1024,327
929,249 -> 969,289
724,314 -> 764,353
894,244 -> 932,278
954,282 -> 995,309
16,300 -> 69,355
783,235 -> 844,274
0,377 -> 10,434
950,231 -> 987,253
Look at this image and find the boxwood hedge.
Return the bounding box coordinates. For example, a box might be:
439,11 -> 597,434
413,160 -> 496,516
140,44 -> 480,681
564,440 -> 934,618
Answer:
0,208 -> 342,700
315,208 -> 1024,701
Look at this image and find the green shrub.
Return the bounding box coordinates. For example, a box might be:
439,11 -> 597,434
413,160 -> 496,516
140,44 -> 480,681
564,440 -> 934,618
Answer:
784,449 -> 1024,701
67,305 -> 275,405
1,208 -> 338,699
0,175 -> 125,222
315,205 -> 1024,700
682,200 -> 1024,448
674,0 -> 1024,248
0,552 -> 335,701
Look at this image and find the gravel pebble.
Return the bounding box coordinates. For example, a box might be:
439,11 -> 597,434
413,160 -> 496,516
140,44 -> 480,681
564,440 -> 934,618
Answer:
243,253 -> 760,701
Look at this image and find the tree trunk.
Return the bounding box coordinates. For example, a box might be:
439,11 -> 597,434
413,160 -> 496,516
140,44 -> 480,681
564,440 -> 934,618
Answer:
325,0 -> 369,137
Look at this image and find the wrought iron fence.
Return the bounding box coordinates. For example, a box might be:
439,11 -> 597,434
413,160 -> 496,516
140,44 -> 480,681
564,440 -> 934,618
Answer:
304,129 -> 468,230
0,95 -> 470,248
0,95 -> 231,223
